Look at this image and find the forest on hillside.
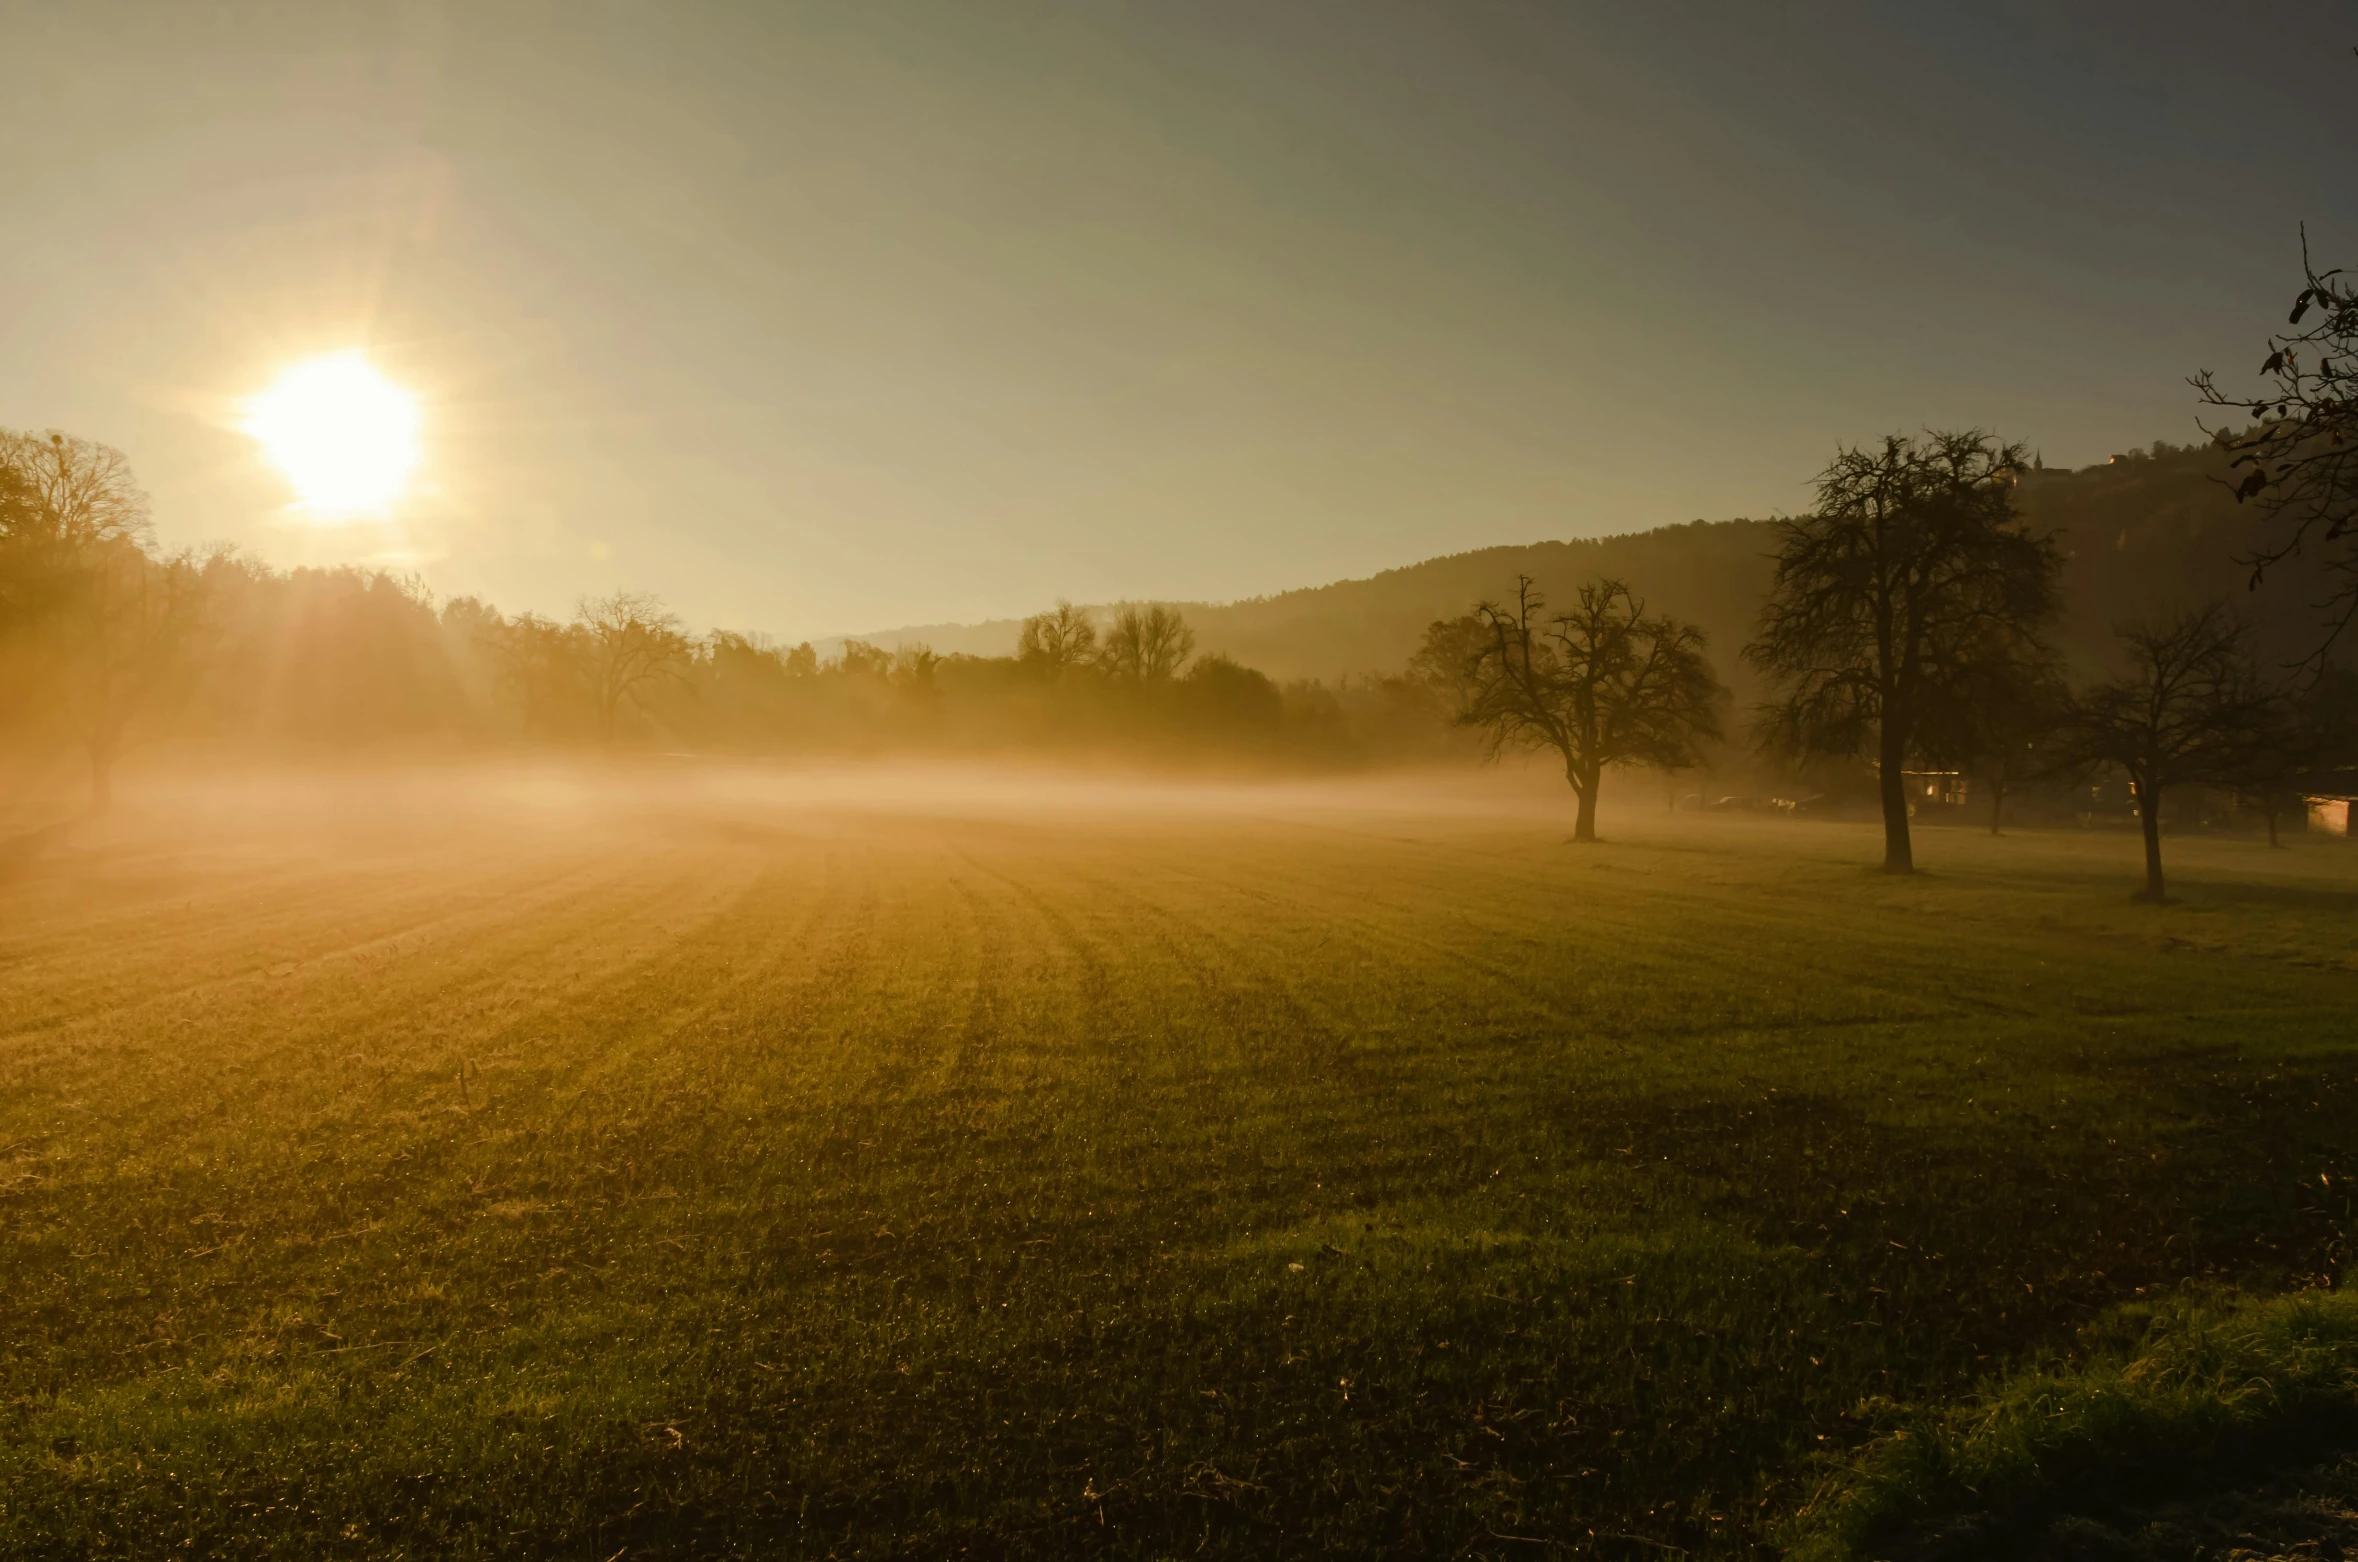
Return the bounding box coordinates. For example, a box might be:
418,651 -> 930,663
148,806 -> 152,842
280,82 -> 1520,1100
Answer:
860,442 -> 2343,693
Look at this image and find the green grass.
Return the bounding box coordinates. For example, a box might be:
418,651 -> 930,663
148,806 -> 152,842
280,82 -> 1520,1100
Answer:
1786,1282 -> 2358,1559
0,768 -> 2353,1558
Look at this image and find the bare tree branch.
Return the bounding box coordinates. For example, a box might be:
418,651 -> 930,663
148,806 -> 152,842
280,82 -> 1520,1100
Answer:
1746,431 -> 2060,872
1419,576 -> 1723,842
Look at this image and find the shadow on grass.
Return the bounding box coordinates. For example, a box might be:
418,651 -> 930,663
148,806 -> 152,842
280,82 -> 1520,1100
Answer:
1557,1052 -> 2358,1379
2160,878 -> 2358,916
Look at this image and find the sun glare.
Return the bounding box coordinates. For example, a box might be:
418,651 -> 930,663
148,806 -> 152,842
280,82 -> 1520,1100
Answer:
244,353 -> 421,515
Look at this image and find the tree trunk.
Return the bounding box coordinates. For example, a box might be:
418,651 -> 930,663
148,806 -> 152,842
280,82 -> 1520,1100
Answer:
1988,773 -> 2006,836
1570,761 -> 1599,843
2132,773 -> 2166,901
2264,798 -> 2282,849
1877,718 -> 1913,874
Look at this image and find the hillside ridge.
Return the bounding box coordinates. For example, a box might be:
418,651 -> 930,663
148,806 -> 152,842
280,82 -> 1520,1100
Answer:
828,445 -> 2331,689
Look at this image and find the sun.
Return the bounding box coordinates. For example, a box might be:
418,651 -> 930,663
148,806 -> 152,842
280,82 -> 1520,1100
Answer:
244,353 -> 421,514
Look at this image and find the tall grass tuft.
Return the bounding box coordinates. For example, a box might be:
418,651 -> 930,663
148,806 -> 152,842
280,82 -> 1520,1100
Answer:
1788,1280 -> 2358,1560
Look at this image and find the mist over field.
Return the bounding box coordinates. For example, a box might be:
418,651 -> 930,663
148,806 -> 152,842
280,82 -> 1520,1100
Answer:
7,5 -> 2358,1558
7,757 -> 2358,1559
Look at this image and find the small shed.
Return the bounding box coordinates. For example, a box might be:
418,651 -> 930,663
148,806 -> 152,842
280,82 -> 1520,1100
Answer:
2307,794 -> 2355,837
1900,769 -> 1967,807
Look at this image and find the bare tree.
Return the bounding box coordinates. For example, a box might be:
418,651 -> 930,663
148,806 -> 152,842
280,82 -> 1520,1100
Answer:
1914,624 -> 2069,835
2052,603 -> 2281,901
838,639 -> 892,678
0,432 -> 201,810
0,431 -> 151,548
2230,668 -> 2357,848
0,458 -> 57,633
891,643 -> 940,703
480,612 -> 584,736
67,542 -> 213,812
575,591 -> 688,742
1017,601 -> 1098,676
1097,604 -> 1194,682
0,431 -> 152,637
1747,431 -> 2061,873
2194,233 -> 2357,658
1420,576 -> 1722,843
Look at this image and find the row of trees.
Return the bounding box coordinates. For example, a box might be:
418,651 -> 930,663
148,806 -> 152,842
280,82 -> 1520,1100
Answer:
0,431 -> 207,810
8,235 -> 2347,866
0,442 -> 1447,812
451,592 -> 1313,752
1420,426 -> 2357,900
1423,224 -> 2358,899
1017,600 -> 1200,682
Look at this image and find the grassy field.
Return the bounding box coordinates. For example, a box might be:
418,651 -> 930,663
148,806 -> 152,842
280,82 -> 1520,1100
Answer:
1,764 -> 2353,1559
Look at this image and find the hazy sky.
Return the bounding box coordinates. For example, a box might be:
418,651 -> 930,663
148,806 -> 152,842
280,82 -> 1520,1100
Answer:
3,2 -> 2353,638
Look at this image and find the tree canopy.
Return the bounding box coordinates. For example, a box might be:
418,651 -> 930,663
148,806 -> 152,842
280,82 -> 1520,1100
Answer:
1747,431 -> 2061,873
2195,235 -> 2358,658
1420,575 -> 1722,842
2050,602 -> 2282,901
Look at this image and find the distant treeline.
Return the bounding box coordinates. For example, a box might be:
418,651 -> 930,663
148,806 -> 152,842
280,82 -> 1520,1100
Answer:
6,243 -> 2354,883
0,429 -> 1457,808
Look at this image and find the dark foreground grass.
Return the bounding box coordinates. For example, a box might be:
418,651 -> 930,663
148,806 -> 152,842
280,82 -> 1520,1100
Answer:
0,766 -> 2352,1558
1788,1283 -> 2358,1559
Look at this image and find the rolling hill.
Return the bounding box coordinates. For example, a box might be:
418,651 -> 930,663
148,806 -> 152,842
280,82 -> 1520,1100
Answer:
836,441 -> 2338,696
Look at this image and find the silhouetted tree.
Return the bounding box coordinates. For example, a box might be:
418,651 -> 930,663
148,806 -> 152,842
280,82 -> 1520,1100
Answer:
2235,710 -> 2309,851
1916,625 -> 2069,835
891,644 -> 941,706
2052,602 -> 2281,901
2230,667 -> 2358,847
1017,601 -> 1098,676
0,431 -> 150,549
0,431 -> 213,808
0,459 -> 64,635
67,543 -> 212,812
576,591 -> 688,742
1179,653 -> 1284,733
1098,604 -> 1194,682
839,639 -> 892,679
705,630 -> 786,687
0,431 -> 152,637
1421,576 -> 1722,843
2194,234 -> 2357,657
690,630 -> 801,746
1747,431 -> 2060,873
479,612 -> 583,737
